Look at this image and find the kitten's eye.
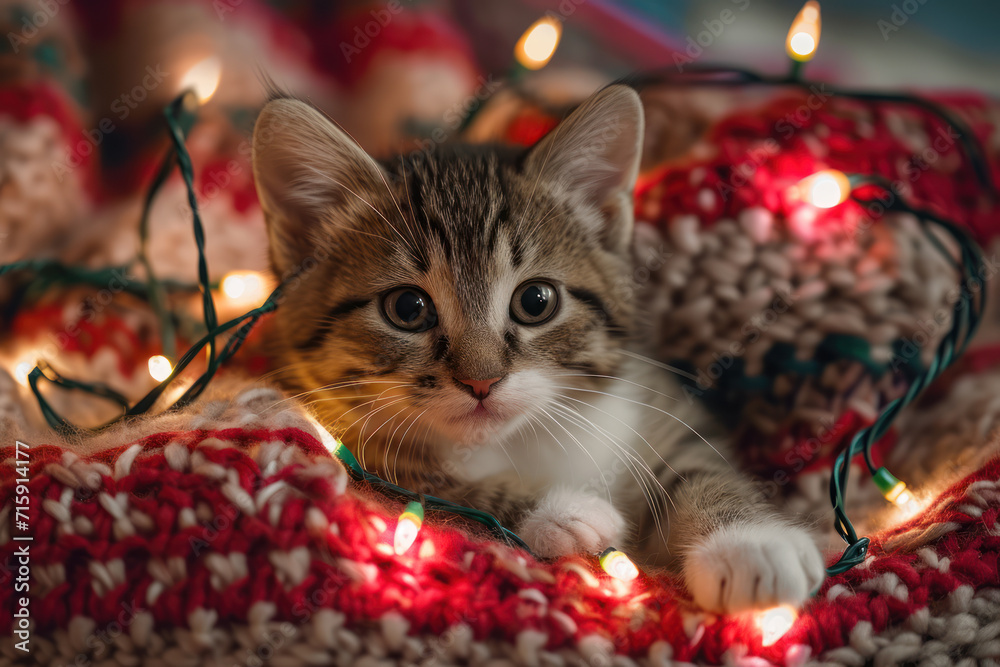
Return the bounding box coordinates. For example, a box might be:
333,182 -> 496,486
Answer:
381,287 -> 437,332
511,281 -> 558,325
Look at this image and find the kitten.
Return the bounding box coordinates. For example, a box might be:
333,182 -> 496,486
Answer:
251,85 -> 825,613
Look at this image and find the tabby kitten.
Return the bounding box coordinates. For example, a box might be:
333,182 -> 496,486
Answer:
252,85 -> 825,612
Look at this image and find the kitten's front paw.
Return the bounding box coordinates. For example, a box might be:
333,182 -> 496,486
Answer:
518,489 -> 626,559
683,522 -> 825,613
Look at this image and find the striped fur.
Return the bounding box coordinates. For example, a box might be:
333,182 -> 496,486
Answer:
252,86 -> 825,612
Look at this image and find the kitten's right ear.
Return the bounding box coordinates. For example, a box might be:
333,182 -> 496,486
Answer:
252,98 -> 388,275
523,85 -> 644,253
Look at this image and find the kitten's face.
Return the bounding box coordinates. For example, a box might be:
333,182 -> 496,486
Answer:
253,87 -> 644,449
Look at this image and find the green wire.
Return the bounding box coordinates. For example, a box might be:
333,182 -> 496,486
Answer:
331,437 -> 533,553
621,65 -> 996,199
824,183 -> 985,575
162,98 -> 219,376
135,147 -> 180,360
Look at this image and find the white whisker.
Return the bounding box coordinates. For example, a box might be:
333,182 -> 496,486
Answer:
536,405 -> 614,504
551,385 -> 732,468
549,401 -> 673,545
304,165 -> 415,253
619,350 -> 699,382
545,405 -> 672,547
550,372 -> 679,402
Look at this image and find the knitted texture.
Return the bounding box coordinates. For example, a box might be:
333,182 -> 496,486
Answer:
2,391 -> 1000,666
627,91 -> 1000,475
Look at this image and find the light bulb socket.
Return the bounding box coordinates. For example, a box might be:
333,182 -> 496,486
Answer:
400,500 -> 424,525
598,547 -> 618,565
872,467 -> 905,499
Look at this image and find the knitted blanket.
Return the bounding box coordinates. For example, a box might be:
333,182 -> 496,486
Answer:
4,2 -> 1000,664
3,396 -> 1000,667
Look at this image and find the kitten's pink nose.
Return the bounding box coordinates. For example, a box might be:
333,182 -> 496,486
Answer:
455,376 -> 504,400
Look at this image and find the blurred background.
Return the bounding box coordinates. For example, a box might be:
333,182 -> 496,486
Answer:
460,0 -> 1000,94
4,0 -> 998,180
4,0 -> 999,306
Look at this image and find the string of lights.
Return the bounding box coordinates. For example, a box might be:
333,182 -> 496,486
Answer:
826,177 -> 985,573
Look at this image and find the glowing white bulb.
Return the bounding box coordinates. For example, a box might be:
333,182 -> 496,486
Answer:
757,605 -> 797,647
394,502 -> 425,555
885,481 -> 908,504
895,492 -> 923,520
220,271 -> 267,308
874,467 -> 924,519
599,548 -> 639,582
148,355 -> 173,382
394,516 -> 421,555
789,32 -> 816,57
523,24 -> 559,61
221,273 -> 246,299
796,170 -> 851,208
890,485 -> 922,517
179,56 -> 222,104
785,1 -> 821,62
304,413 -> 344,454
808,174 -> 843,207
515,17 -> 562,70
14,361 -> 33,387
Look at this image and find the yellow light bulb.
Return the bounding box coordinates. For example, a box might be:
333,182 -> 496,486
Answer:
894,490 -> 923,520
795,169 -> 851,208
757,605 -> 797,647
599,548 -> 640,582
304,413 -> 344,454
884,480 -> 907,503
393,501 -> 425,555
873,467 -> 924,518
515,17 -> 563,70
179,56 -> 222,104
785,1 -> 821,62
148,355 -> 173,382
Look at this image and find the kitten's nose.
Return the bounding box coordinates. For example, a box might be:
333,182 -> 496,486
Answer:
455,376 -> 504,400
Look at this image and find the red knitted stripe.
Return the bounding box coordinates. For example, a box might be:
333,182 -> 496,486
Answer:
3,431 -> 999,661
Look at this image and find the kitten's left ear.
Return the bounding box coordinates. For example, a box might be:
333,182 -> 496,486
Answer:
524,84 -> 644,251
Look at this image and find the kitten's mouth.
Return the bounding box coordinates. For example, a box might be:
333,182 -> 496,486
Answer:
447,400 -> 500,423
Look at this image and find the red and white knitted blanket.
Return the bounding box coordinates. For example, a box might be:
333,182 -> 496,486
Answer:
3,415 -> 999,666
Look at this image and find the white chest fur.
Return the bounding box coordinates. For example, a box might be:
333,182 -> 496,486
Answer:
448,355 -> 689,499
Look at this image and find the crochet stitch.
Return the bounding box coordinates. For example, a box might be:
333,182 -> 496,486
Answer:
2,392 -> 1000,666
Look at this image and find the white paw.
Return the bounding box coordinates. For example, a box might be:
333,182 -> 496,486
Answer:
518,489 -> 626,559
683,522 -> 825,613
